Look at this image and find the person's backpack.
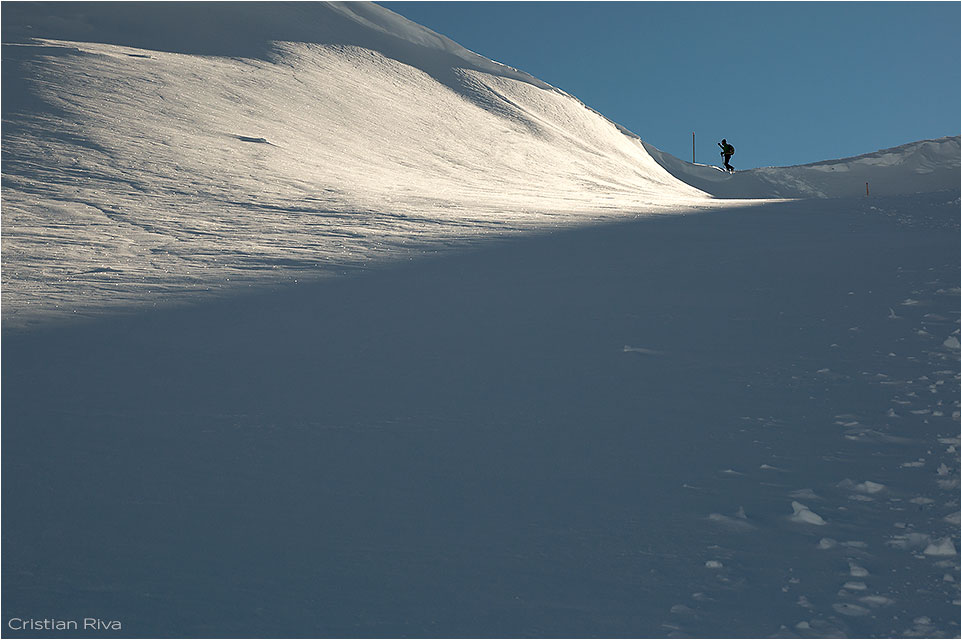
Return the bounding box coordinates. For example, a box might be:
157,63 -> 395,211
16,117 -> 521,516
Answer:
727,144 -> 735,156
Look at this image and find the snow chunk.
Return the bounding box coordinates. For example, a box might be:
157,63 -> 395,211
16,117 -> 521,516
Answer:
859,595 -> 894,607
838,479 -> 885,494
888,532 -> 933,551
832,602 -> 870,617
937,476 -> 959,489
923,537 -> 957,556
622,345 -> 664,356
790,501 -> 827,525
708,512 -> 755,532
842,540 -> 868,549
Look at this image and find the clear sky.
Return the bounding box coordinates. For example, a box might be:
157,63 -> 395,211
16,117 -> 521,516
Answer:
381,2 -> 961,169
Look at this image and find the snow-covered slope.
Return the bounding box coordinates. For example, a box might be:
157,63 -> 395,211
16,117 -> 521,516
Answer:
4,2 -> 958,326
5,192 -> 959,639
3,3 -> 960,638
2,1 -> 712,328
644,136 -> 961,199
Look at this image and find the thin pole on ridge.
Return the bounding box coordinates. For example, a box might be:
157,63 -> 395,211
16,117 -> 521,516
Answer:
692,132 -> 695,164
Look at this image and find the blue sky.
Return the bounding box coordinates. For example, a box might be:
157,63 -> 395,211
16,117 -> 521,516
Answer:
382,2 -> 960,168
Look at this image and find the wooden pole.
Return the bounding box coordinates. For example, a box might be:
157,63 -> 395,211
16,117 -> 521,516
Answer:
692,132 -> 695,164
866,182 -> 870,196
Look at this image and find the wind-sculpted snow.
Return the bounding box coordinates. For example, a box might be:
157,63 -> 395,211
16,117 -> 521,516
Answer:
2,2 -> 715,327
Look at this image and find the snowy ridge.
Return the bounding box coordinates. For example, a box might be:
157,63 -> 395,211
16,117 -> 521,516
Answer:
645,136 -> 961,199
2,1 -> 714,327
1,0 -> 551,86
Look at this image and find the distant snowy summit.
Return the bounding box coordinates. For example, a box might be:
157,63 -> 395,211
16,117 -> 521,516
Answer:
645,136 -> 961,199
1,1 -> 554,89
